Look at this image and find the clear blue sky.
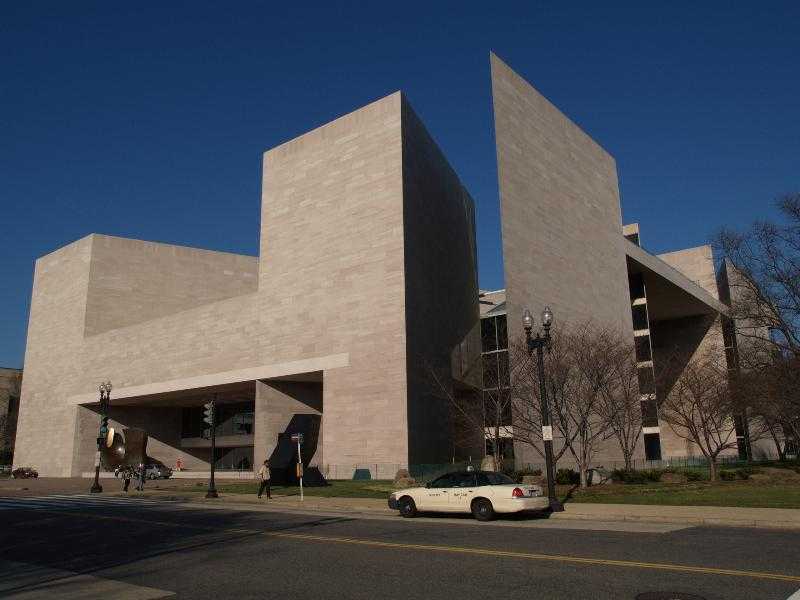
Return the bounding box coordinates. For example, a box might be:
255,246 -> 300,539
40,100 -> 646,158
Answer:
2,2 -> 798,368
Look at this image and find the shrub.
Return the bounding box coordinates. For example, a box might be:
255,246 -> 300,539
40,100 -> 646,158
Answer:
719,470 -> 737,481
512,467 -> 543,482
734,466 -> 760,480
684,470 -> 708,482
555,468 -> 580,485
611,469 -> 663,484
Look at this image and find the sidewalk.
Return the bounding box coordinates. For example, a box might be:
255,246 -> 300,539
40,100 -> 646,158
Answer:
130,490 -> 800,530
549,502 -> 800,530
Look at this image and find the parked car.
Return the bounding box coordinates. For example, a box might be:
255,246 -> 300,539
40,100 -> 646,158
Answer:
389,470 -> 548,521
11,466 -> 38,479
144,464 -> 172,480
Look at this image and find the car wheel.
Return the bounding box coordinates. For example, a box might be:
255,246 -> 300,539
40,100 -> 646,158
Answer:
472,498 -> 495,521
398,496 -> 418,518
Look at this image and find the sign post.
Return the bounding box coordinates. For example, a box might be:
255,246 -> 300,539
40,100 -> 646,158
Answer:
291,433 -> 304,501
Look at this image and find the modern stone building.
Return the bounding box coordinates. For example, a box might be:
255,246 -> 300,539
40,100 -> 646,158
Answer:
13,93 -> 480,478
489,54 -> 744,467
14,53 -> 754,477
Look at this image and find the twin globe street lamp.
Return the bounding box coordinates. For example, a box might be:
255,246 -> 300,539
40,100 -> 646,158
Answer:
90,381 -> 112,494
523,306 -> 564,512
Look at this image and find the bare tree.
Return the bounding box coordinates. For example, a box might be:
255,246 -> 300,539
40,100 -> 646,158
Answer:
658,352 -> 738,481
554,323 -> 617,488
510,332 -> 575,467
513,322 -> 621,488
734,344 -> 800,460
715,193 -> 800,458
715,193 -> 800,358
425,348 -> 535,471
599,340 -> 643,472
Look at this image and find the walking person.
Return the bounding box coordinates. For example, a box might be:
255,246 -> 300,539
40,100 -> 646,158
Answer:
122,467 -> 132,493
257,459 -> 272,499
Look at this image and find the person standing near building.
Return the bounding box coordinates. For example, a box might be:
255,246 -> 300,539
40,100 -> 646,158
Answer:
257,459 -> 271,499
122,466 -> 132,493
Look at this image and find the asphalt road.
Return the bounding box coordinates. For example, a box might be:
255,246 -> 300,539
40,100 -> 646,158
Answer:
0,495 -> 798,600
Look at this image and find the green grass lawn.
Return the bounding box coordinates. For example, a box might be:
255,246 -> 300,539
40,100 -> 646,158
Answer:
567,481 -> 800,509
158,476 -> 800,509
213,479 -> 396,499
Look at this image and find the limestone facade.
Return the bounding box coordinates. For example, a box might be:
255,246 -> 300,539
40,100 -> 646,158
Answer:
14,92 -> 479,477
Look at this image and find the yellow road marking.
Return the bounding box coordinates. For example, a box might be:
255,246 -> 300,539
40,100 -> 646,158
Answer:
264,531 -> 800,583
18,507 -> 800,583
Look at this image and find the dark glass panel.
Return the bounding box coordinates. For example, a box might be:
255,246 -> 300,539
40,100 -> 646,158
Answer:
482,353 -> 499,388
640,398 -> 659,427
635,336 -> 652,362
632,304 -> 649,330
628,273 -> 645,300
496,315 -> 508,350
643,433 -> 662,461
637,367 -> 655,394
481,317 -> 497,352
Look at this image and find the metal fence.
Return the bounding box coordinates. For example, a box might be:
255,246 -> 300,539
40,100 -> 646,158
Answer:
316,453 -> 798,482
511,452 -> 796,477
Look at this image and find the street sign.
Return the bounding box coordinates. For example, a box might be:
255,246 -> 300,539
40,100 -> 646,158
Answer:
541,425 -> 553,441
290,433 -> 304,444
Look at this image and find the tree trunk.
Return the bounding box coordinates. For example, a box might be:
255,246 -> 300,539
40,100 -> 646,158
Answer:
768,427 -> 786,461
709,458 -> 718,482
579,465 -> 588,488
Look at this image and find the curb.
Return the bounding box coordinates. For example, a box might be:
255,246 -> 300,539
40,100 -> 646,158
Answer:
550,511 -> 800,530
106,491 -> 800,530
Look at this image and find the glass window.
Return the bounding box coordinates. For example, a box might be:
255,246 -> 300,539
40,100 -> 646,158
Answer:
640,398 -> 659,427
632,304 -> 649,330
483,353 -> 499,388
637,367 -> 655,394
451,473 -> 477,487
496,315 -> 508,350
643,433 -> 662,461
629,273 -> 645,300
635,336 -> 652,362
481,317 -> 497,352
429,473 -> 457,488
476,472 -> 515,486
498,351 -> 510,387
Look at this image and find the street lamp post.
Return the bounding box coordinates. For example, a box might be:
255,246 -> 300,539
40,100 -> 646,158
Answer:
523,307 -> 564,512
203,397 -> 218,499
90,381 -> 112,494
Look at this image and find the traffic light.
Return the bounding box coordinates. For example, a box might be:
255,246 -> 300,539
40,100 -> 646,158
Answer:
203,401 -> 215,426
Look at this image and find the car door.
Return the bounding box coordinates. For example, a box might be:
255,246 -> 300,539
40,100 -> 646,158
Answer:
449,472 -> 478,512
421,473 -> 456,510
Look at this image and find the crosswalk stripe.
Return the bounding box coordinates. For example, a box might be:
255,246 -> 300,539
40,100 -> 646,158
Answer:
0,494 -> 171,511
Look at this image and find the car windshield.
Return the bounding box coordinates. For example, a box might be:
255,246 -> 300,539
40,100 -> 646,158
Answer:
477,472 -> 515,485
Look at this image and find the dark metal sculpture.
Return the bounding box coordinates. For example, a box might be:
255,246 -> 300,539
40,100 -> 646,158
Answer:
100,428 -> 148,469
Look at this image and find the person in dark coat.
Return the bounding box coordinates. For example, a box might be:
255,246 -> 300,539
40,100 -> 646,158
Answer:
257,459 -> 272,499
